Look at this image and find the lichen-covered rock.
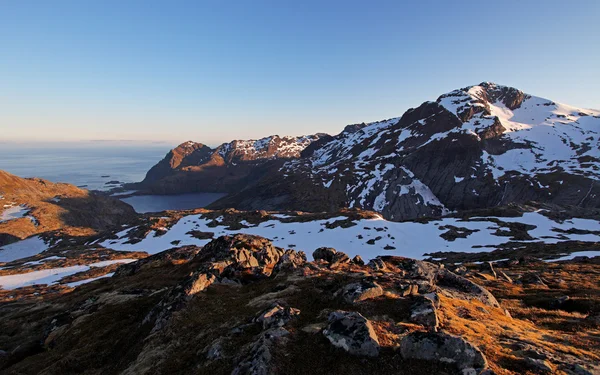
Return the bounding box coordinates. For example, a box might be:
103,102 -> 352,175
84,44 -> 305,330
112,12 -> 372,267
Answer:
274,250 -> 306,271
232,327 -> 290,375
254,304 -> 300,329
323,311 -> 380,357
410,295 -> 439,331
338,281 -> 384,304
437,269 -> 500,308
400,331 -> 488,374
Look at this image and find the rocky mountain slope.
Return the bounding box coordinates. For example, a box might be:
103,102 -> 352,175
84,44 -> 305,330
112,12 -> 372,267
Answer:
135,134 -> 325,194
214,83 -> 600,219
0,170 -> 137,247
1,234 -> 599,375
141,83 -> 600,220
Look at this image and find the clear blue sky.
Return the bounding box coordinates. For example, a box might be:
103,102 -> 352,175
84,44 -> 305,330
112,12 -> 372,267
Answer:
1,0 -> 599,145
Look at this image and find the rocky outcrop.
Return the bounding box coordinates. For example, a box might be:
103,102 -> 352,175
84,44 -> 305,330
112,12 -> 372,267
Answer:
254,304 -> 300,329
338,281 -> 384,304
409,295 -> 439,331
400,331 -> 488,374
3,235 -> 599,374
322,311 -> 380,357
144,234 -> 306,332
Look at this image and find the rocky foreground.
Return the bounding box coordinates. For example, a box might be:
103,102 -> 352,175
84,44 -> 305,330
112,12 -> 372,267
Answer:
1,234 -> 598,375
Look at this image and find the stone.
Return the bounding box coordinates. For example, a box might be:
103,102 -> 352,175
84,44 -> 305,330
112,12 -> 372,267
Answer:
274,250 -> 306,271
232,327 -> 290,375
451,265 -> 468,275
339,281 -> 384,304
184,272 -> 216,295
254,304 -> 300,329
323,311 -> 380,357
312,247 -> 338,263
524,358 -> 554,373
352,255 -> 365,266
437,269 -> 500,308
400,331 -> 488,373
410,295 -> 439,331
551,295 -> 570,309
368,258 -> 387,271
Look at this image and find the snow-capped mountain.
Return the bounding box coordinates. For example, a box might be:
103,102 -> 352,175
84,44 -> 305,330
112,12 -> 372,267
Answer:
142,82 -> 600,220
141,83 -> 600,220
138,134 -> 325,194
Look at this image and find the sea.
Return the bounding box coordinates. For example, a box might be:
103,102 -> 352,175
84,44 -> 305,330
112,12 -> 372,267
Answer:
0,143 -> 226,212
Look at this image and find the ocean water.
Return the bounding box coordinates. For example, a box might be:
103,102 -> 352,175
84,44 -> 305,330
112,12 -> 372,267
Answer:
0,143 -> 229,212
0,144 -> 170,191
121,193 -> 227,213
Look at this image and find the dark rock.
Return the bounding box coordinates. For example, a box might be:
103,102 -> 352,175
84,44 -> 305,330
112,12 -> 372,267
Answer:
312,247 -> 338,263
524,357 -> 554,374
368,258 -> 388,271
323,311 -> 380,357
232,327 -> 290,375
437,269 -> 500,308
410,295 -> 439,331
329,251 -> 351,268
254,304 -> 300,329
400,331 -> 488,374
352,255 -> 365,266
338,281 -> 384,304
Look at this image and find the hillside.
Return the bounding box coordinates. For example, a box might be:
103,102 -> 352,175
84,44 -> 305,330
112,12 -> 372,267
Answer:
0,170 -> 137,247
1,234 -> 599,375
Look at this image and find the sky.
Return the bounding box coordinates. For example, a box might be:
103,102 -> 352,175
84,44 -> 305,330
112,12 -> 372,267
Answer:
1,0 -> 599,146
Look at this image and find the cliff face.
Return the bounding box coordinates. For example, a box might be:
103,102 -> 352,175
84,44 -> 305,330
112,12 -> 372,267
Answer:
0,170 -> 137,246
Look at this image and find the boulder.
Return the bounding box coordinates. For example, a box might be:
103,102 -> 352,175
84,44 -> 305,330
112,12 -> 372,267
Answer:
409,295 -> 439,331
312,247 -> 338,263
338,281 -> 384,304
274,250 -> 306,271
330,251 -> 351,268
400,331 -> 488,374
323,311 -> 380,357
352,255 -> 365,266
368,258 -> 388,271
437,269 -> 500,308
232,327 -> 290,375
254,304 -> 300,329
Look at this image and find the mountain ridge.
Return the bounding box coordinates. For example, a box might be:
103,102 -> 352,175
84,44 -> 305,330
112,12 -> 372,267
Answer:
136,82 -> 600,220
